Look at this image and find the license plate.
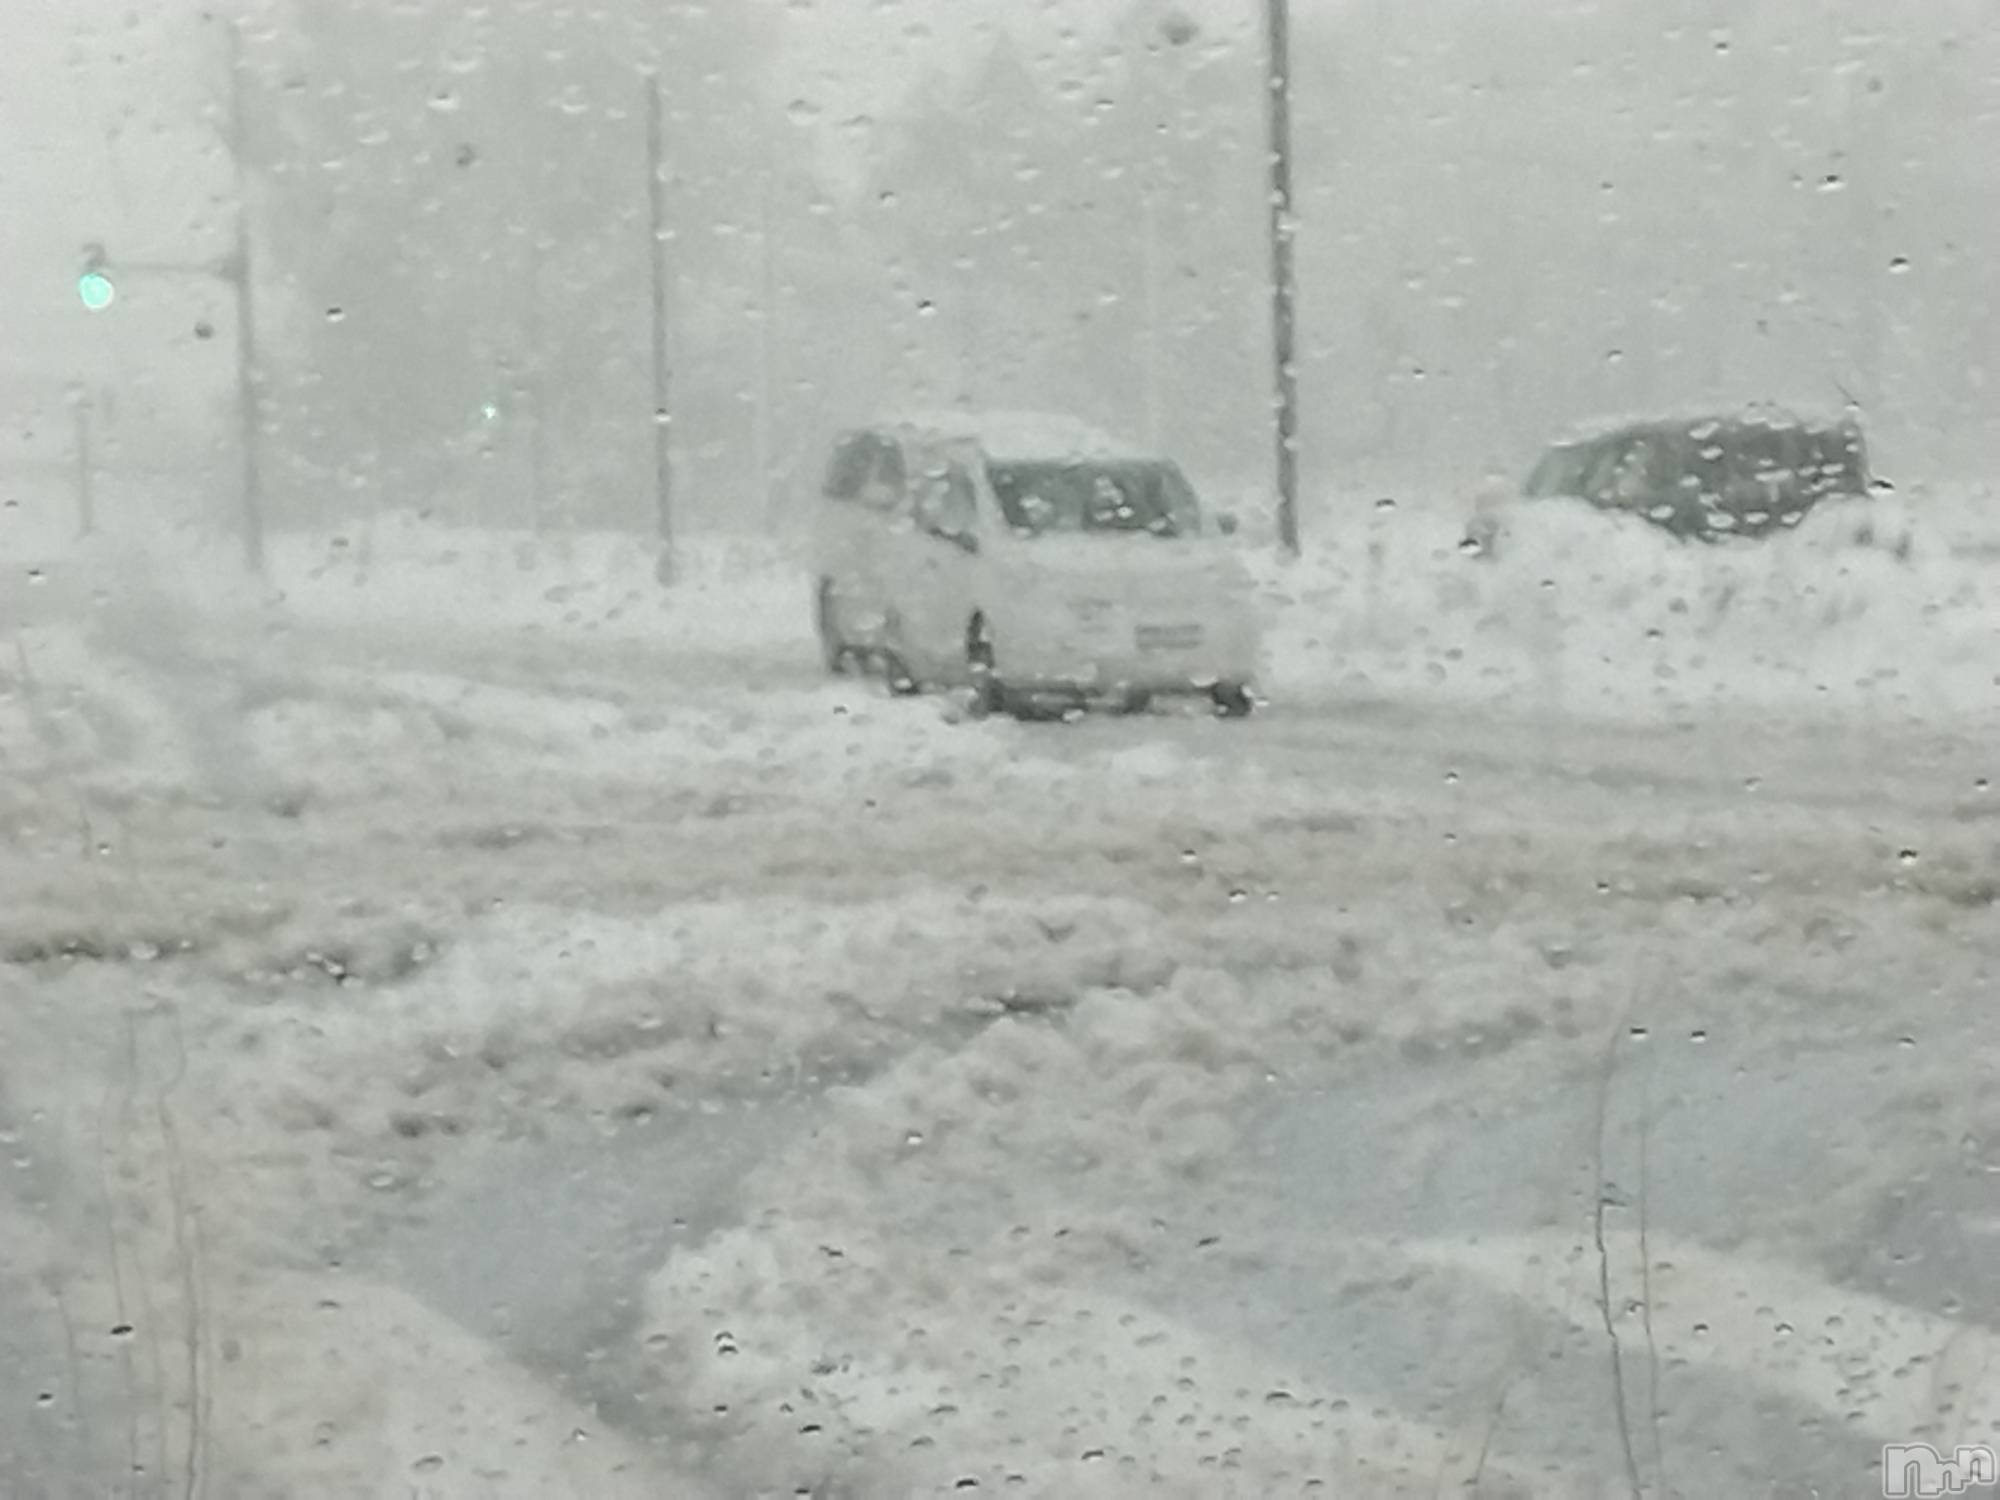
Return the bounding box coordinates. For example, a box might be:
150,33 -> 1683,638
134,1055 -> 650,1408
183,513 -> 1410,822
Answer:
1135,623 -> 1203,652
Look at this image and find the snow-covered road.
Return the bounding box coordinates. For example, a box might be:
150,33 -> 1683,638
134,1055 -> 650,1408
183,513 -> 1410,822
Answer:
3,521 -> 1998,1496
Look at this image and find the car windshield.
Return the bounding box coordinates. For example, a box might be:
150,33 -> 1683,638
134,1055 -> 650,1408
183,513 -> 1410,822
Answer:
1524,444 -> 1592,497
988,459 -> 1204,537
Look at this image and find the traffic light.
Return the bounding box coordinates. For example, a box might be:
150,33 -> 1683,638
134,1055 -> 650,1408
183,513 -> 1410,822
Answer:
78,243 -> 115,310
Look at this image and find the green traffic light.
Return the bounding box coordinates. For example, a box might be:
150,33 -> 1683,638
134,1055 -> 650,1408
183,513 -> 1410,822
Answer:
78,272 -> 116,311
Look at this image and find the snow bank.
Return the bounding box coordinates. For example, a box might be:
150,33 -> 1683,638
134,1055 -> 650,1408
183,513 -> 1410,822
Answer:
7,510 -> 807,663
1255,481 -> 2000,722
263,512 -> 806,655
235,892 -> 1185,1164
634,970 -> 1569,1498
203,1272 -> 715,1499
612,856 -> 2000,1496
643,1227 -> 1557,1497
1402,1229 -> 2000,1446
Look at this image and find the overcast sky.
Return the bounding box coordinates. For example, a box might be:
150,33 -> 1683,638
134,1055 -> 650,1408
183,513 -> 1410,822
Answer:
9,0 -> 1994,480
2,0 -> 1252,353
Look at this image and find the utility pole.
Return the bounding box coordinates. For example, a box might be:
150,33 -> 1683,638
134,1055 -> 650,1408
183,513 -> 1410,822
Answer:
1140,160 -> 1164,452
1138,51 -> 1164,452
755,164 -> 778,530
525,238 -> 551,536
1138,15 -> 1197,453
70,387 -> 97,537
227,19 -> 267,574
1264,0 -> 1301,558
645,72 -> 675,584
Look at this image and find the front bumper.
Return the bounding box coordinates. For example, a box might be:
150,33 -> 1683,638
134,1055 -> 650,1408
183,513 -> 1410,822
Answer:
996,618 -> 1259,695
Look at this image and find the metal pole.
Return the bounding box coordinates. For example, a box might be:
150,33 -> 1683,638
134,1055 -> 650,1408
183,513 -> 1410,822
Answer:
72,389 -> 97,537
1141,183 -> 1163,451
1264,0 -> 1301,557
1140,54 -> 1164,450
645,72 -> 675,583
227,21 -> 267,574
526,239 -> 550,536
755,164 -> 777,530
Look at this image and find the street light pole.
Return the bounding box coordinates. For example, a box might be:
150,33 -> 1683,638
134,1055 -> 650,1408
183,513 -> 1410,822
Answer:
1264,0 -> 1301,557
645,72 -> 676,584
75,21 -> 265,570
755,162 -> 778,530
1142,15 -> 1198,456
227,19 -> 267,574
70,387 -> 97,538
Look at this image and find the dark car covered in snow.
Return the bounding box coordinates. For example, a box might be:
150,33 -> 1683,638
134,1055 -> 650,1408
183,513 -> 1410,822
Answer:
1465,408 -> 1874,557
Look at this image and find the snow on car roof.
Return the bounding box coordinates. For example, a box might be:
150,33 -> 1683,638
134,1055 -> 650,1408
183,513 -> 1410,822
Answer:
879,409 -> 1153,462
1552,403 -> 1862,447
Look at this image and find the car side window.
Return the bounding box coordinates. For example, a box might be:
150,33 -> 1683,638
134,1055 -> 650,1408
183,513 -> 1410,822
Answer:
912,460 -> 978,539
858,436 -> 909,515
823,432 -> 876,502
1590,437 -> 1656,509
1577,440 -> 1627,505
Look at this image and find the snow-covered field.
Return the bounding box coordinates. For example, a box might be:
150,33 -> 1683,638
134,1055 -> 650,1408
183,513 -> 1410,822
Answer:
24,479 -> 2000,722
1258,481 -> 2000,724
4,508 -> 1999,1496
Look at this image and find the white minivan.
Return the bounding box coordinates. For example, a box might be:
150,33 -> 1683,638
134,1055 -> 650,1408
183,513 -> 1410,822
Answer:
810,411 -> 1262,717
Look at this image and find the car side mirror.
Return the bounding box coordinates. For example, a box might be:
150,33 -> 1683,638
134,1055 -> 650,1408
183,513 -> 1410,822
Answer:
1216,511 -> 1240,537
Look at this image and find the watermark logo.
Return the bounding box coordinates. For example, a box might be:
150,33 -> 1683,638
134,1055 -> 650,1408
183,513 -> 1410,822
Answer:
1883,1443 -> 1999,1497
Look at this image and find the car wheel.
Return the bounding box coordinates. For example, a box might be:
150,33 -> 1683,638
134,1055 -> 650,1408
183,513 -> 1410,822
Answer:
1211,682 -> 1254,719
880,651 -> 922,696
966,614 -> 1006,717
816,578 -> 854,675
